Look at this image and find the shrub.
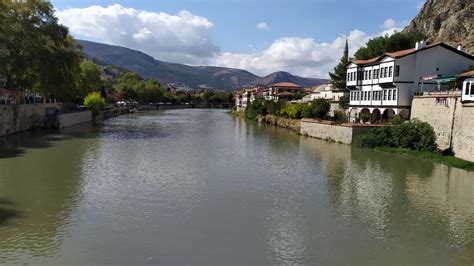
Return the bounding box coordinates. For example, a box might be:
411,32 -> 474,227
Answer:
84,92 -> 106,114
303,98 -> 330,119
333,110 -> 347,122
353,119 -> 437,152
281,103 -> 306,119
244,97 -> 267,120
266,100 -> 287,116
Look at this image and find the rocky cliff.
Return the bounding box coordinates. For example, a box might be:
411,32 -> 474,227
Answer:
404,0 -> 473,54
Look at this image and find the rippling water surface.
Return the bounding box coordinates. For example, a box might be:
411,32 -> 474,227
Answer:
0,109 -> 473,265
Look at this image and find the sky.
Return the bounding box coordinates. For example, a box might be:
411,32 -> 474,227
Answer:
51,0 -> 425,78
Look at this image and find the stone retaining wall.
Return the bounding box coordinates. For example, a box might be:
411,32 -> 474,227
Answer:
411,96 -> 457,150
0,103 -> 59,136
58,111 -> 92,129
300,119 -> 373,144
411,95 -> 474,162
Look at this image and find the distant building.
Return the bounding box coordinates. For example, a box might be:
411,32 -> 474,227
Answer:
263,82 -> 302,101
309,82 -> 348,101
346,42 -> 474,122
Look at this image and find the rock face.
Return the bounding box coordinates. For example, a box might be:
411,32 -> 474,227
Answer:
404,0 -> 473,54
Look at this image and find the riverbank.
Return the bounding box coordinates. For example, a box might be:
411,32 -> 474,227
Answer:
235,110 -> 474,167
374,147 -> 474,170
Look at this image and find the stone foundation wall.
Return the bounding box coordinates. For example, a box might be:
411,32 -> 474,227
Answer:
58,111 -> 92,129
411,96 -> 474,162
0,103 -> 59,136
451,103 -> 474,162
300,119 -> 373,144
411,96 -> 457,150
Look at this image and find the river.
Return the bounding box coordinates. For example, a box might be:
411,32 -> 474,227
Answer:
0,109 -> 473,265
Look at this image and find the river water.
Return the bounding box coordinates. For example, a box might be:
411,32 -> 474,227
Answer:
0,109 -> 473,265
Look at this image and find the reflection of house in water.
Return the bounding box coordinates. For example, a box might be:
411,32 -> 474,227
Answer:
0,132 -> 89,261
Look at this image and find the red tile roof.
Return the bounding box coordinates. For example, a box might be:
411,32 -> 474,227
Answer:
272,82 -> 301,88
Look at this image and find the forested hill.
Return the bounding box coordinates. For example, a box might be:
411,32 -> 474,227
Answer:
79,40 -> 327,90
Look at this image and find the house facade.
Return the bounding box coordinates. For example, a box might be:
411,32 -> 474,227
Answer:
309,82 -> 348,101
263,82 -> 302,101
346,42 -> 474,122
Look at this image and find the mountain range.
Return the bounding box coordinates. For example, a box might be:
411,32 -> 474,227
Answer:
79,40 -> 327,91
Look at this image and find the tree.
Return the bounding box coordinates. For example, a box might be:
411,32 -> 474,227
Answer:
338,95 -> 349,110
354,31 -> 424,60
0,0 -> 82,101
116,72 -> 143,100
78,60 -> 103,99
329,39 -> 349,89
84,92 -> 106,115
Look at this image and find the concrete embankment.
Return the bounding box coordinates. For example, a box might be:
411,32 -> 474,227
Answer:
411,95 -> 474,162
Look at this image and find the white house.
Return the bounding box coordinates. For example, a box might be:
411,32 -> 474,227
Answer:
263,82 -> 301,101
458,70 -> 474,102
346,42 -> 474,122
309,82 -> 348,101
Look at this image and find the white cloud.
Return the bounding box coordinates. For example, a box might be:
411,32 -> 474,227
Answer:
57,5 -> 408,79
214,19 -> 408,78
381,18 -> 396,30
56,4 -> 219,65
256,22 -> 270,30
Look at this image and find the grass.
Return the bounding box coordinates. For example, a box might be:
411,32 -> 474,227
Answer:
374,147 -> 474,171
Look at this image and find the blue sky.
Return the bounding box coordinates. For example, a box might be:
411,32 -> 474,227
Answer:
52,0 -> 424,78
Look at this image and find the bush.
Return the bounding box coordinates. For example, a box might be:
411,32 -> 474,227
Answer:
281,103 -> 307,119
303,98 -> 330,119
244,97 -> 267,120
266,100 -> 287,116
353,119 -> 437,152
333,110 -> 347,122
84,92 -> 106,114
359,113 -> 370,122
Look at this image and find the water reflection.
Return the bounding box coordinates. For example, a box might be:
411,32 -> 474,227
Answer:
0,110 -> 473,265
0,127 -> 92,262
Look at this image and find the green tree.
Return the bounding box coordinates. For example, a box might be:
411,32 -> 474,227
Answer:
0,0 -> 82,101
303,98 -> 330,119
117,72 -> 143,100
329,39 -> 349,89
338,95 -> 349,110
78,60 -> 103,99
84,92 -> 106,115
354,31 -> 424,60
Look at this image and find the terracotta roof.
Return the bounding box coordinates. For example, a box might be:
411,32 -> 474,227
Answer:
351,56 -> 383,66
272,82 -> 301,88
456,70 -> 474,78
350,42 -> 473,66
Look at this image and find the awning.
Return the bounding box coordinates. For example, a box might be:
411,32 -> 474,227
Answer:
432,77 -> 457,83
